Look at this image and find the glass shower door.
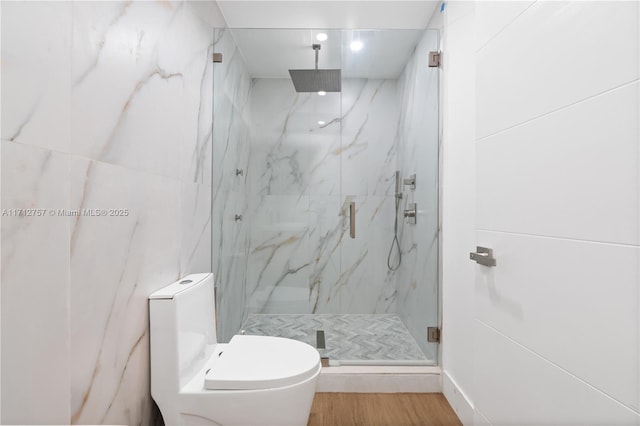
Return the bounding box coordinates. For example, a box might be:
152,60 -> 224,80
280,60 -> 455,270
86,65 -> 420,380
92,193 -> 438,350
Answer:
332,29 -> 440,365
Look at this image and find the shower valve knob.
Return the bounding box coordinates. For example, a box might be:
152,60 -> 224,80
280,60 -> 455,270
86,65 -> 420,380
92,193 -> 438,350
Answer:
403,174 -> 416,190
403,203 -> 417,224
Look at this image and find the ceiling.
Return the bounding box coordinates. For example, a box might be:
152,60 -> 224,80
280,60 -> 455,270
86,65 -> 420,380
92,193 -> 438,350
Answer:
216,1 -> 440,30
230,28 -> 427,79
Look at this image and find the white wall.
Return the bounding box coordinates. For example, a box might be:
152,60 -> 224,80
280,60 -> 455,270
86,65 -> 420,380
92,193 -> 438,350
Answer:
441,1 -> 640,425
217,1 -> 438,29
439,2 -> 476,424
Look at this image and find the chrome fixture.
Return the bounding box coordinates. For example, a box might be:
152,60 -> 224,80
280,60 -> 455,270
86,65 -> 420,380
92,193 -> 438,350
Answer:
387,171 -> 402,271
289,44 -> 341,93
429,51 -> 441,68
427,327 -> 441,343
235,168 -> 244,176
395,170 -> 403,199
234,214 -> 243,222
349,201 -> 356,239
469,246 -> 496,267
404,203 -> 416,225
316,330 -> 326,349
403,174 -> 416,190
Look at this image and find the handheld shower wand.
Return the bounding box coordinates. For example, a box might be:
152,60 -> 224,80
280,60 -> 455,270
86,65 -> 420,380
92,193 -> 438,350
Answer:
387,171 -> 402,271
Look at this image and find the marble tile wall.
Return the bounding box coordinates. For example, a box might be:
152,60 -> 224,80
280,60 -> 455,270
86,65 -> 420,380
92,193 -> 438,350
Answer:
395,29 -> 440,361
339,79 -> 400,315
1,1 -> 216,424
243,77 -> 401,318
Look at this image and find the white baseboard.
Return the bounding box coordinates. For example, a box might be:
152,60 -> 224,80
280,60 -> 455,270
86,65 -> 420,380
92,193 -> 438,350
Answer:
442,370 -> 474,425
317,366 -> 442,393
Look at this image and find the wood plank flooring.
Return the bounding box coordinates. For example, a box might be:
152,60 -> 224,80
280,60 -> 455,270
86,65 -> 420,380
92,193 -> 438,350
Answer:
307,393 -> 462,426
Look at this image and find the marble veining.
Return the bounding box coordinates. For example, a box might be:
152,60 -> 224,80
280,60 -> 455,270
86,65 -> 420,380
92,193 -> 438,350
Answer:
240,77 -> 401,321
1,1 -> 215,424
1,141 -> 71,424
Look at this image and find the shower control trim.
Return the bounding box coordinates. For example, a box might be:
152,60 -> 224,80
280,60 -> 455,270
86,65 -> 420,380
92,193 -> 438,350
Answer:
403,174 -> 416,190
404,203 -> 416,225
469,246 -> 496,267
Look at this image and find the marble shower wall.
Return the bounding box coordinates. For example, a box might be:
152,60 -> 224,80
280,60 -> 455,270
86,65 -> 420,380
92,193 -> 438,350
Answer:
211,28 -> 252,343
244,78 -> 400,317
396,29 -> 440,362
1,1 -> 216,424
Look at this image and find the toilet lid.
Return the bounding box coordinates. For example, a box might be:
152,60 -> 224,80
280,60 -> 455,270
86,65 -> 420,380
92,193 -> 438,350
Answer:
204,335 -> 321,390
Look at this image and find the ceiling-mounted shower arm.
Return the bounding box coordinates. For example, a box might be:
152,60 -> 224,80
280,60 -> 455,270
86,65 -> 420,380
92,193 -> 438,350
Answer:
312,44 -> 320,70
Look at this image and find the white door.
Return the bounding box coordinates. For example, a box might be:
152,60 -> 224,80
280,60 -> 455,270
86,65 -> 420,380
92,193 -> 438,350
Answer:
472,1 -> 639,425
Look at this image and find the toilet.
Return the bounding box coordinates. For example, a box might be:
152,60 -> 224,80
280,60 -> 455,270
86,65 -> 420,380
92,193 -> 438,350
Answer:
149,273 -> 321,426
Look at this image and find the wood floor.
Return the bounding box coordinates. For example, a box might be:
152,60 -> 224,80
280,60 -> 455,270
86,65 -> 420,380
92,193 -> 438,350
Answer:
307,393 -> 462,426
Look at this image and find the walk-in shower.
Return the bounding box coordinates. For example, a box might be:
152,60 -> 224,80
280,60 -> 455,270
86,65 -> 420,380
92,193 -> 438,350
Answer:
212,28 -> 440,366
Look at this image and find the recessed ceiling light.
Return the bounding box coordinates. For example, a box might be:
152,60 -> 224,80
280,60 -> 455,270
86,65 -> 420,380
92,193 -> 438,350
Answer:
318,120 -> 326,125
350,40 -> 363,52
316,33 -> 328,41
317,91 -> 327,96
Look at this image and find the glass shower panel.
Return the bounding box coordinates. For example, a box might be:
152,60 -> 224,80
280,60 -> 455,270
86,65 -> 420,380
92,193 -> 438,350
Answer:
211,27 -> 253,343
212,29 -> 344,347
393,29 -> 440,364
332,29 -> 439,365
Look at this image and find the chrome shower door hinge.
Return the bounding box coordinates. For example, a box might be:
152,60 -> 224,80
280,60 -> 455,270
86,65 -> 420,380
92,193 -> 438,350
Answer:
427,327 -> 440,343
212,53 -> 223,63
429,51 -> 441,68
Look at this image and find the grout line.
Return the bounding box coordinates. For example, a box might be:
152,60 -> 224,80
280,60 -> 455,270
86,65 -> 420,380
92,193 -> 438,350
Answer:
476,78 -> 640,143
0,139 -> 192,184
475,1 -> 538,54
476,319 -> 640,417
476,229 -> 640,249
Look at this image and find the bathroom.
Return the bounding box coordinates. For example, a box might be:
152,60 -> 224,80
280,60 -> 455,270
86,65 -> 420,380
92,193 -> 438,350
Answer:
0,1 -> 638,425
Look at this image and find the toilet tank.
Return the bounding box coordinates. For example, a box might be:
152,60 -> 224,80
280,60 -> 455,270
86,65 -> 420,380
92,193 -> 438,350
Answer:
149,273 -> 218,392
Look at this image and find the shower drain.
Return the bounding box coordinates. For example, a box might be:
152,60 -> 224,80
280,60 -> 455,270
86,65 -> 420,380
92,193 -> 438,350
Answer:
315,330 -> 326,349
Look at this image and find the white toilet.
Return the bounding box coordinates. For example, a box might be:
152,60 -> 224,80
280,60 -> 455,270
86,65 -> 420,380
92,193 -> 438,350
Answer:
149,273 -> 321,426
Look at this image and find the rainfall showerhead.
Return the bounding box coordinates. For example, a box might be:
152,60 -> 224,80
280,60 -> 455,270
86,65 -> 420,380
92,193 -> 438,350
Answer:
289,44 -> 341,93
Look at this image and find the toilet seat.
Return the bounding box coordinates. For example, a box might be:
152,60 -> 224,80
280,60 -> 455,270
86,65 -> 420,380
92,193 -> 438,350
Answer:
204,335 -> 321,390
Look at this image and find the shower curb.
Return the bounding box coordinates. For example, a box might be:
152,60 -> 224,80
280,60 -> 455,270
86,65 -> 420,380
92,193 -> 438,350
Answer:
316,366 -> 442,393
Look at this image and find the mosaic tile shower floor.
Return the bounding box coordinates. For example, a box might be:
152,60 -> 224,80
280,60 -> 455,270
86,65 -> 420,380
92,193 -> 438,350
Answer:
241,314 -> 432,365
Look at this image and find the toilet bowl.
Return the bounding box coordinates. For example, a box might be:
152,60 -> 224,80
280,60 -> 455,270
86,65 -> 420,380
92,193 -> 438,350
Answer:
149,273 -> 321,426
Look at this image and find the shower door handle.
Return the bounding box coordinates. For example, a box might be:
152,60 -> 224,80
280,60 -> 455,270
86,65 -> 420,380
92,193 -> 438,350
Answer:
349,202 -> 356,239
